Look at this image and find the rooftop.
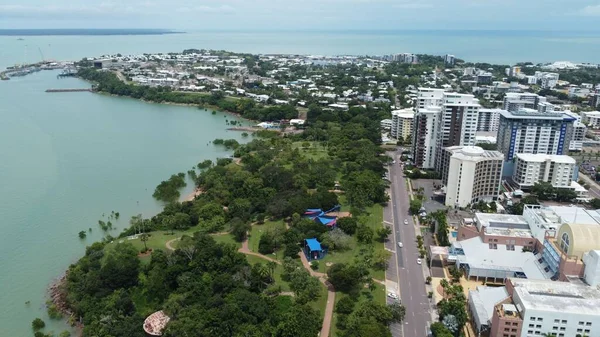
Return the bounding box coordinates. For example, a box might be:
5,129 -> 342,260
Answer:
469,286 -> 510,328
474,213 -> 533,238
515,153 -> 576,164
500,110 -> 576,121
453,237 -> 548,280
391,108 -> 415,118
510,278 -> 600,315
446,146 -> 504,161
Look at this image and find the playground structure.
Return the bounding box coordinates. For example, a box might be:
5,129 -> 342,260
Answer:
303,205 -> 341,228
304,238 -> 326,261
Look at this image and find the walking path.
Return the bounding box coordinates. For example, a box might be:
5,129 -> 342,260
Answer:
237,236 -> 281,264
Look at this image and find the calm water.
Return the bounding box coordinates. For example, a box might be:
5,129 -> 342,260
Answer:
1,30 -> 600,67
0,70 -> 248,336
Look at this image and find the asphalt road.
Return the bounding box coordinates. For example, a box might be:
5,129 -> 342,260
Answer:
578,173 -> 600,199
385,150 -> 432,337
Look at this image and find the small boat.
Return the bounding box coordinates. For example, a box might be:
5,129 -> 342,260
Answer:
17,38 -> 24,41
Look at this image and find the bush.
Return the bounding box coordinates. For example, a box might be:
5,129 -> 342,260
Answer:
310,261 -> 319,270
335,296 -> 356,314
32,318 -> 45,331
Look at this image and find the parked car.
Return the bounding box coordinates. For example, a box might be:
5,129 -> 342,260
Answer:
404,219 -> 408,225
398,242 -> 403,248
387,292 -> 399,300
416,258 -> 422,265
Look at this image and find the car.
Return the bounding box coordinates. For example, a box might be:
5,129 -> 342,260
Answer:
398,242 -> 403,248
404,219 -> 408,225
392,160 -> 396,164
416,258 -> 422,265
387,292 -> 399,300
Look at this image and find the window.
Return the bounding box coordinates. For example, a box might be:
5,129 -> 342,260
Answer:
530,317 -> 536,321
538,318 -> 543,321
559,327 -> 565,331
512,323 -> 518,326
586,322 -> 592,326
554,319 -> 560,323
560,232 -> 570,253
536,325 -> 542,328
505,328 -> 510,332
529,324 -> 535,328
552,327 -> 558,330
561,320 -> 567,324
585,329 -> 590,333
528,331 -> 533,335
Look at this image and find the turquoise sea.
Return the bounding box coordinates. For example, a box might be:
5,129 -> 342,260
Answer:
1,30 -> 600,68
0,29 -> 598,336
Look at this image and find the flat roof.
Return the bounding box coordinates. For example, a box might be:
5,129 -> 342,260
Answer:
515,153 -> 576,164
500,110 -> 576,121
474,213 -> 532,237
583,111 -> 600,117
306,238 -> 323,251
469,286 -> 510,328
454,237 -> 548,280
511,278 -> 600,315
548,206 -> 600,226
392,109 -> 415,118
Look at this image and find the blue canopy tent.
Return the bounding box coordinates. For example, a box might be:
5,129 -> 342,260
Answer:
304,238 -> 326,261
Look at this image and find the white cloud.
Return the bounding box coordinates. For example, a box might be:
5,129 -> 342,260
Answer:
580,4 -> 600,16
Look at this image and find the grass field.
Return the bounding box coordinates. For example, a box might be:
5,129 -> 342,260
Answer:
292,141 -> 330,160
247,220 -> 287,260
104,225 -> 240,256
313,202 -> 386,281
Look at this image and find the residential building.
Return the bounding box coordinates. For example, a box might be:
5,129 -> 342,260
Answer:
478,108 -> 505,132
457,213 -> 537,250
444,54 -> 456,66
469,286 -> 510,336
589,93 -> 600,109
440,146 -> 504,208
412,89 -> 481,169
380,119 -> 392,130
535,71 -> 560,89
496,110 -> 576,163
512,154 -> 576,190
570,121 -> 586,151
489,278 -> 600,337
434,93 -> 481,171
393,53 -> 418,64
537,101 -> 556,113
412,106 -> 441,168
582,111 -> 600,128
390,108 -> 414,141
503,93 -> 547,112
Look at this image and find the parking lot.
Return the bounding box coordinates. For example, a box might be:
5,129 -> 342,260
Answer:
410,179 -> 446,213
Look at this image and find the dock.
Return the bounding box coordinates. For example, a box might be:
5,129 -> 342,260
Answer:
226,126 -> 281,132
45,88 -> 92,93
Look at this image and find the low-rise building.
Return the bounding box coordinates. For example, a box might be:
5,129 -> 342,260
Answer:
582,111 -> 600,128
489,278 -> 600,337
512,154 -> 576,190
440,146 -> 504,208
380,119 -> 392,130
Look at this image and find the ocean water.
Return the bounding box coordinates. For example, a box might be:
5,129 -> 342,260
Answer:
0,30 -> 600,68
0,70 -> 248,336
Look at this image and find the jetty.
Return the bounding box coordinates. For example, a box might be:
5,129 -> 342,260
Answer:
45,88 -> 92,93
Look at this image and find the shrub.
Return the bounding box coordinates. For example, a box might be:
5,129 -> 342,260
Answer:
32,318 -> 45,331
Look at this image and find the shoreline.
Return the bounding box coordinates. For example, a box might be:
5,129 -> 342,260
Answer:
181,188 -> 203,202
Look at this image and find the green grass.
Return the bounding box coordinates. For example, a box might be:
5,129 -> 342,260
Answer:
330,283 -> 386,337
247,220 -> 287,259
292,141 -> 330,160
313,202 -> 386,282
104,225 -> 240,256
310,282 -> 330,320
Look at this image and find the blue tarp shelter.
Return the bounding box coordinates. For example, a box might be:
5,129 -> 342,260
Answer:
304,238 -> 326,261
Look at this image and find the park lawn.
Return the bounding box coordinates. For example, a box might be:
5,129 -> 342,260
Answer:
247,220 -> 287,257
244,255 -> 291,292
104,225 -> 240,255
314,201 -> 386,282
292,141 -> 330,160
310,282 -> 330,321
330,283 -> 387,337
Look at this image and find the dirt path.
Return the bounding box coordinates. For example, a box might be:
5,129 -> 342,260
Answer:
237,237 -> 282,264
299,252 -> 335,337
165,232 -> 229,251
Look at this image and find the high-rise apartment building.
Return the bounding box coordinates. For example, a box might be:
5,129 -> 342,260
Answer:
412,88 -> 481,169
503,93 -> 547,112
497,110 -> 576,162
440,146 -> 504,208
477,108 -> 505,132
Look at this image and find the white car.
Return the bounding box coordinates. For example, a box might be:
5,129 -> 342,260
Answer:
404,219 -> 408,225
398,242 -> 403,248
416,258 -> 422,265
387,292 -> 399,300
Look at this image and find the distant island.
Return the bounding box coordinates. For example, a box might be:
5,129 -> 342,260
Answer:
0,29 -> 182,36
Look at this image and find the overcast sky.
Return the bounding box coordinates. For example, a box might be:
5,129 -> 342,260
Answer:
2,0 -> 600,30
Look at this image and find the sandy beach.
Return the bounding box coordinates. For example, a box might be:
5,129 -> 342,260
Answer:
182,188 -> 203,202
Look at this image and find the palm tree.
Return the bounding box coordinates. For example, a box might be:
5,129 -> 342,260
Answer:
140,233 -> 149,252
266,261 -> 277,283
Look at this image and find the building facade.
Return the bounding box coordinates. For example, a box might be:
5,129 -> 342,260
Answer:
390,108 -> 414,141
513,154 -> 576,190
496,110 -> 576,162
441,146 -> 504,207
503,93 -> 547,112
582,111 -> 600,128
478,108 -> 505,132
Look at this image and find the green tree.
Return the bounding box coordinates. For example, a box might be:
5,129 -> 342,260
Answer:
376,226 -> 392,242
388,302 -> 406,323
337,217 -> 358,235
32,318 -> 45,331
531,182 -> 555,201
590,198 -> 600,209
356,225 -> 374,244
409,199 -> 422,215
78,230 -> 87,239
140,233 -> 149,252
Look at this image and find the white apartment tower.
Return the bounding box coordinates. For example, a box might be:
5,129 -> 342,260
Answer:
390,108 -> 414,141
513,154 -> 576,190
477,108 -> 505,132
412,88 -> 481,169
440,146 -> 504,208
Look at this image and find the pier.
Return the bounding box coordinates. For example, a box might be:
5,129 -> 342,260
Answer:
45,88 -> 92,93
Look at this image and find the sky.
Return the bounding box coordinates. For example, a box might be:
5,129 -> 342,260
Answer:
2,0 -> 600,30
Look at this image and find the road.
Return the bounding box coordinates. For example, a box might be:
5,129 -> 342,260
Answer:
578,172 -> 600,199
385,150 -> 432,337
